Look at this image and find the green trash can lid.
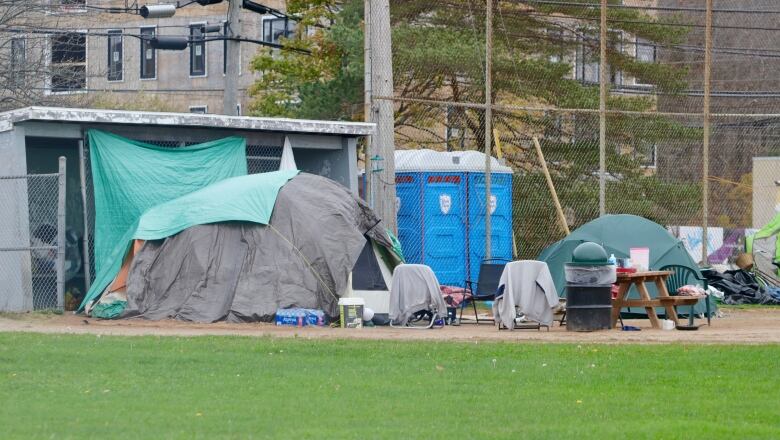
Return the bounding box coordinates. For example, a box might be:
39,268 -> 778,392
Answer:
568,242 -> 610,266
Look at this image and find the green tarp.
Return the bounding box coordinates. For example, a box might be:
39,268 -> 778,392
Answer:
79,171 -> 299,311
88,130 -> 248,274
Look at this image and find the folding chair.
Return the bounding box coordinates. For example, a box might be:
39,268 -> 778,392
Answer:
389,264 -> 448,329
462,258 -> 510,324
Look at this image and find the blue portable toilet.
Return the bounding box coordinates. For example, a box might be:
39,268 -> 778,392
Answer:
395,150 -> 513,287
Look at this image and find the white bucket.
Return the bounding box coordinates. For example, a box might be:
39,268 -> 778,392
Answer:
661,319 -> 676,331
338,297 -> 365,328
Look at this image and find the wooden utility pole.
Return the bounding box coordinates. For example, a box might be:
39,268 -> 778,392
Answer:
598,0 -> 607,216
369,0 -> 397,233
702,0 -> 712,264
484,0 -> 493,260
223,0 -> 241,115
363,0 -> 372,206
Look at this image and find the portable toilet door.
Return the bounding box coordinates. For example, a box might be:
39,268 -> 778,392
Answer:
467,172 -> 513,283
422,172 -> 467,286
395,173 -> 423,265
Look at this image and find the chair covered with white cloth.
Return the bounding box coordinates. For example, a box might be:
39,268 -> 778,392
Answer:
389,264 -> 448,328
492,260 -> 559,330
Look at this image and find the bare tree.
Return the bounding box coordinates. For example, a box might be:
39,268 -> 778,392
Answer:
0,0 -> 96,111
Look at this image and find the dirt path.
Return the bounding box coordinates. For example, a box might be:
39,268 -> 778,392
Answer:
1,308 -> 779,344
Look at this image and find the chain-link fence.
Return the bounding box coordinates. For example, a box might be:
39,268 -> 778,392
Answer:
361,0 -> 780,283
80,138 -> 283,285
0,159 -> 66,310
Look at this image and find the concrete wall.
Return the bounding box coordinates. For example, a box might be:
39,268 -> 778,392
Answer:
0,127 -> 33,311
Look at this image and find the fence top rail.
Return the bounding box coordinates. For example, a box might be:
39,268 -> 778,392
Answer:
372,95 -> 780,119
0,173 -> 60,180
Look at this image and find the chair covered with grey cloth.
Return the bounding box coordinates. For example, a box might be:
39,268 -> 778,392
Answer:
492,260 -> 559,330
389,264 -> 448,328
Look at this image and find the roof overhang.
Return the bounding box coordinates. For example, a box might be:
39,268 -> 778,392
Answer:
0,106 -> 375,136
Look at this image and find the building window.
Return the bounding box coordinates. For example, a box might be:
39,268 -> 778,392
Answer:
636,37 -> 656,63
189,105 -> 208,114
50,32 -> 86,92
575,32 -> 622,86
223,22 -> 229,74
57,0 -> 86,13
10,38 -> 26,84
107,30 -> 123,81
635,142 -> 657,168
634,37 -> 656,87
547,28 -> 565,63
262,17 -> 296,45
140,27 -> 156,80
190,24 -> 206,77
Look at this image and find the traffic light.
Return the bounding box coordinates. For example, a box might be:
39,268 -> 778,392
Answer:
195,0 -> 224,5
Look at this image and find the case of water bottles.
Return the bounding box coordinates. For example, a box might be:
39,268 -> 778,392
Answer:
275,308 -> 326,327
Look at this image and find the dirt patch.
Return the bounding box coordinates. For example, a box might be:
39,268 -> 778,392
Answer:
1,308 -> 779,344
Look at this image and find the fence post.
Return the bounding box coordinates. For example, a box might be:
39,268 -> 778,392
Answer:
78,139 -> 91,290
484,0 -> 493,260
56,156 -> 66,309
702,0 -> 712,265
598,0 -> 607,217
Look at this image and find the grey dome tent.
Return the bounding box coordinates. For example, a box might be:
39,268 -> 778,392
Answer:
88,173 -> 400,323
538,214 -> 715,317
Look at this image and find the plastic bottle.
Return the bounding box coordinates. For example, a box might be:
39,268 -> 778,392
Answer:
608,253 -> 617,266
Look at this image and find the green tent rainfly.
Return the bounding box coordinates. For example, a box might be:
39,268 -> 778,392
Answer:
538,214 -> 715,317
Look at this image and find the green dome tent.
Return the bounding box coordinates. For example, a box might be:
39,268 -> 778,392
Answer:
538,214 -> 715,317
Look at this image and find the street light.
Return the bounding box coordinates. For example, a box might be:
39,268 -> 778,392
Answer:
140,4 -> 176,18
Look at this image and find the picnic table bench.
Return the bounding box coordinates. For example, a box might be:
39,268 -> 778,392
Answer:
611,270 -> 700,329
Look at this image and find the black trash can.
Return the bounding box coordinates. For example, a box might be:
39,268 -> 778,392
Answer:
566,284 -> 613,332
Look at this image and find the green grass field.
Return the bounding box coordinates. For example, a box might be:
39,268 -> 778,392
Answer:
1,333 -> 778,439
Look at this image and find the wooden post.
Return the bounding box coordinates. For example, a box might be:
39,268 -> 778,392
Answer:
369,0 -> 397,233
533,137 -> 570,235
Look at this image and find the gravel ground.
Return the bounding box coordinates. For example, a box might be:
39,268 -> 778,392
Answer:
1,307 -> 779,344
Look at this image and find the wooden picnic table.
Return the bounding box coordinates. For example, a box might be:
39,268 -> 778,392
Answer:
611,270 -> 700,329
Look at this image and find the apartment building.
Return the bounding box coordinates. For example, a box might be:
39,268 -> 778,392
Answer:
4,0 -> 293,114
